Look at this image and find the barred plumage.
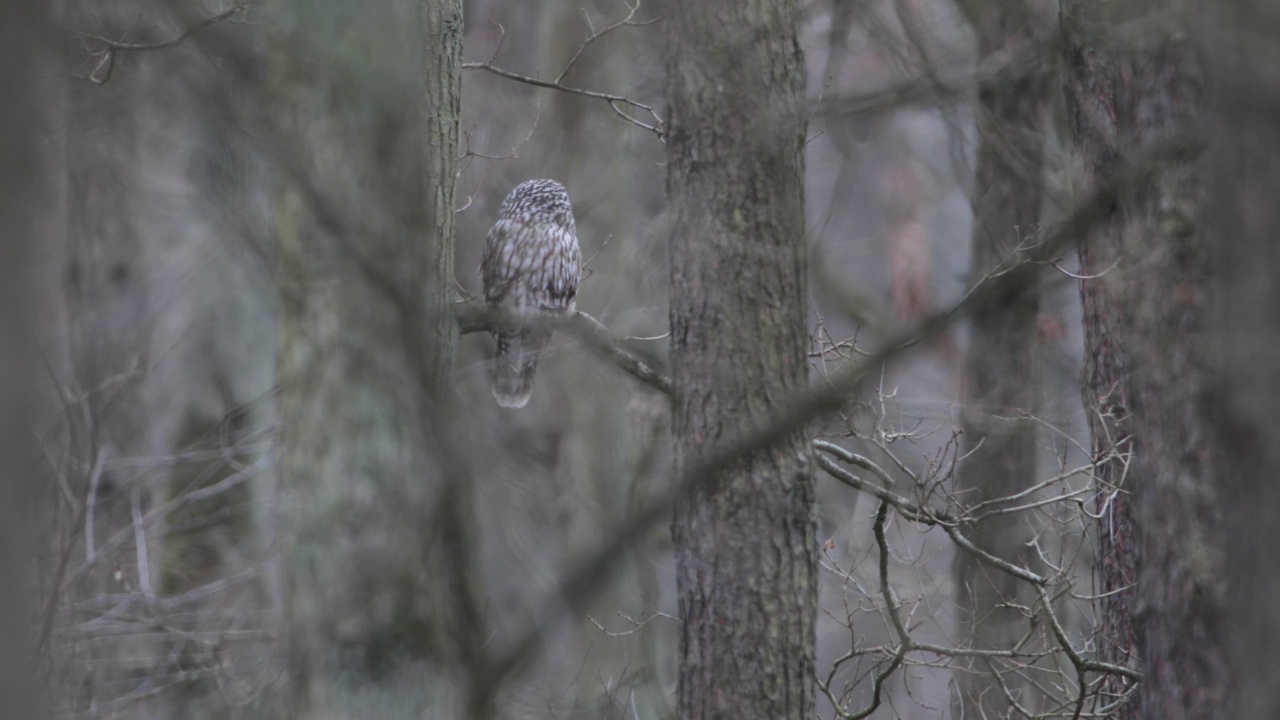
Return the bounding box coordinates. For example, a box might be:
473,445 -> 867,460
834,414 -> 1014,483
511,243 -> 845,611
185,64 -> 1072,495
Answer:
480,179 -> 582,408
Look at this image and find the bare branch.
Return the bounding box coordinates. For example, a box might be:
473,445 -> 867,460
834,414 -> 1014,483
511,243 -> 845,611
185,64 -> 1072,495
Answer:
464,62 -> 664,140
814,373 -> 1142,718
129,484 -> 154,600
462,5 -> 665,141
69,2 -> 255,84
458,96 -> 543,170
84,447 -> 106,566
455,302 -> 672,395
556,0 -> 659,85
814,439 -> 898,488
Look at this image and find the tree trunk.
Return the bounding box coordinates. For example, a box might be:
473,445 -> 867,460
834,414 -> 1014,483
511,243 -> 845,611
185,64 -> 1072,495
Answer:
1063,2 -> 1229,717
951,1 -> 1047,714
665,2 -> 816,719
273,0 -> 465,713
419,0 -> 463,394
1201,3 -> 1280,719
0,1 -> 50,716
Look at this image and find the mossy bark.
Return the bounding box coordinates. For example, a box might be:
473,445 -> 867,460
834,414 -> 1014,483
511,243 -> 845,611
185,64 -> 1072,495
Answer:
271,1 -> 465,714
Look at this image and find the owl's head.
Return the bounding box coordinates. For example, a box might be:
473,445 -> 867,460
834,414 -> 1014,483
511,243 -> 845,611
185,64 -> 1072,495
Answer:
499,178 -> 575,229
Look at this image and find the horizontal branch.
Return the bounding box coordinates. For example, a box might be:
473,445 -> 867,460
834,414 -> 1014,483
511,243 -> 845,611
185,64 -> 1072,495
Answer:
815,446 -> 1048,588
70,2 -> 254,83
454,302 -> 672,395
463,63 -> 665,140
813,439 -> 898,488
815,454 -> 947,525
76,3 -> 253,52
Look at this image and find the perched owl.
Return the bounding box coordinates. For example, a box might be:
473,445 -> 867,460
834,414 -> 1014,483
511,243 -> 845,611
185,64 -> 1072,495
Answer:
480,179 -> 582,408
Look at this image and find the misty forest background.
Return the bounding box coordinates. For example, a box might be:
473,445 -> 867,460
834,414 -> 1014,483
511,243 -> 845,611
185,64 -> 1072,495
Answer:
5,0 -> 1280,719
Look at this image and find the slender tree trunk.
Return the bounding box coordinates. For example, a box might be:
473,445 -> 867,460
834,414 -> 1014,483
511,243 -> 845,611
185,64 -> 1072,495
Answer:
951,1 -> 1048,713
419,0 -> 463,393
1202,3 -> 1280,719
1063,2 -> 1229,717
665,2 -> 816,719
273,0 -> 465,713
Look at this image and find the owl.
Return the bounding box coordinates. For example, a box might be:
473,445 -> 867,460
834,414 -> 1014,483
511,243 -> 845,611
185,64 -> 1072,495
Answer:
480,179 -> 582,408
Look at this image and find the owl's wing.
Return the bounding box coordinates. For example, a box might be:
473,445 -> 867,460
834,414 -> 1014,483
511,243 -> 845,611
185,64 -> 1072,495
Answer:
483,217 -> 581,312
481,218 -> 521,305
541,225 -> 581,312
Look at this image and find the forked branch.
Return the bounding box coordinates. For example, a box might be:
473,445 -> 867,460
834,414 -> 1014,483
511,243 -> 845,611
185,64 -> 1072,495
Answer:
69,1 -> 255,84
462,2 -> 665,141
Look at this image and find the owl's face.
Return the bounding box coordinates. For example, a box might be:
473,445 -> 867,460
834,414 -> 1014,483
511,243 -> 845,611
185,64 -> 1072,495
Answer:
498,179 -> 575,230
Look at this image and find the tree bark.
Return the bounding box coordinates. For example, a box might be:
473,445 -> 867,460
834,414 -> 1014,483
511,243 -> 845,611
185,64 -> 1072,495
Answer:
0,1 -> 50,716
951,1 -> 1048,714
1201,3 -> 1280,719
665,2 -> 816,719
273,0 -> 465,713
1063,2 -> 1229,717
419,0 -> 463,393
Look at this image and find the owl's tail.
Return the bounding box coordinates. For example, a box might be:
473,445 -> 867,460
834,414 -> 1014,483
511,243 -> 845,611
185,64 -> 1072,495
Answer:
492,328 -> 552,408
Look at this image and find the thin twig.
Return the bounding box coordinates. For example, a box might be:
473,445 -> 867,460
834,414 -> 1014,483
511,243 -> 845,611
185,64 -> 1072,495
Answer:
70,2 -> 255,84
84,447 -> 106,566
130,484 -> 155,600
556,0 -> 658,85
462,3 -> 664,141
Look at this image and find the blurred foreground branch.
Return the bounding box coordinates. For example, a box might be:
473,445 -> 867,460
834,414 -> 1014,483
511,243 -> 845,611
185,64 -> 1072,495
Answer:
157,22 -> 1176,711
456,291 -> 1144,716
815,36 -> 1047,121
446,140 -> 1174,711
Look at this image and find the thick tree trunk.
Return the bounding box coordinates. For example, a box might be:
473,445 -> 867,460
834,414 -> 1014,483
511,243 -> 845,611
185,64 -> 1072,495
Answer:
952,1 -> 1047,714
1063,2 -> 1229,717
0,1 -> 49,716
273,0 -> 465,713
665,2 -> 816,719
1202,4 -> 1280,719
